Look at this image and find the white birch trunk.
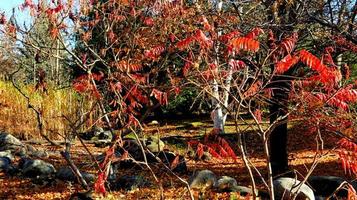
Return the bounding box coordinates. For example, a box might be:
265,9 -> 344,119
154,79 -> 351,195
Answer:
210,0 -> 228,132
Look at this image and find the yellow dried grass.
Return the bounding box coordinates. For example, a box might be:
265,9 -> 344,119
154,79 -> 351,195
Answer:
0,81 -> 92,140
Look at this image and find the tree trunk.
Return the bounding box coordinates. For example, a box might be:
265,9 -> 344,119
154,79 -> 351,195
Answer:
265,0 -> 297,177
269,76 -> 292,176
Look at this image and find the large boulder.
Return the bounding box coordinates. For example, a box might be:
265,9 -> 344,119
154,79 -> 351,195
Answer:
56,167 -> 95,183
19,158 -> 56,178
0,132 -> 24,153
189,170 -> 217,190
113,175 -> 151,191
274,177 -> 315,200
308,176 -> 348,198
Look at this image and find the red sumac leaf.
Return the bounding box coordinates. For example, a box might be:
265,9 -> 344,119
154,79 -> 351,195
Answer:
275,54 -> 300,74
176,36 -> 195,50
230,37 -> 259,52
151,89 -> 168,105
219,30 -> 240,43
245,28 -> 264,39
228,59 -> 246,70
170,155 -> 180,170
207,146 -> 222,159
197,143 -> 204,159
94,172 -> 107,195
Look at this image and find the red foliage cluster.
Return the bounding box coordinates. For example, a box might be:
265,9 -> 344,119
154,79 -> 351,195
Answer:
188,129 -> 237,160
230,37 -> 260,53
276,48 -> 339,86
45,3 -> 64,16
176,29 -> 213,50
334,36 -> 357,53
144,45 -> 165,60
94,146 -> 115,194
219,30 -> 240,43
0,13 -> 6,25
279,32 -> 298,55
114,61 -> 143,72
275,54 -> 300,74
245,28 -> 264,39
21,0 -> 36,10
151,89 -> 168,106
73,73 -> 104,99
228,59 -> 246,71
313,85 -> 357,111
176,36 -> 195,50
244,81 -> 262,98
337,138 -> 357,175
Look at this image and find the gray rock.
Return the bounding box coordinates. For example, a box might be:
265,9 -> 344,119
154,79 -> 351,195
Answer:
189,170 -> 217,190
79,127 -> 112,142
0,150 -> 14,161
145,136 -> 165,153
19,158 -> 56,178
216,176 -> 238,192
69,190 -> 93,200
114,175 -> 150,191
216,176 -> 256,195
124,139 -> 143,160
56,167 -> 94,183
0,157 -> 11,171
308,176 -> 348,198
274,177 -> 315,200
232,186 -> 257,196
157,151 -> 187,173
148,120 -> 159,126
314,196 -> 326,200
92,130 -> 113,147
96,139 -> 142,163
24,145 -> 49,159
93,131 -> 112,141
0,132 -> 24,152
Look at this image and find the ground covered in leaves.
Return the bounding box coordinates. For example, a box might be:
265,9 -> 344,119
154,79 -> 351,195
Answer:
0,119 -> 350,200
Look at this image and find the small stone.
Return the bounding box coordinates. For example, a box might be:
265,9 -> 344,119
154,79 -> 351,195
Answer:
25,145 -> 49,159
232,186 -> 257,196
216,176 -> 238,192
0,150 -> 14,161
148,120 -> 159,126
145,136 -> 165,153
0,157 -> 11,171
189,170 -> 217,190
